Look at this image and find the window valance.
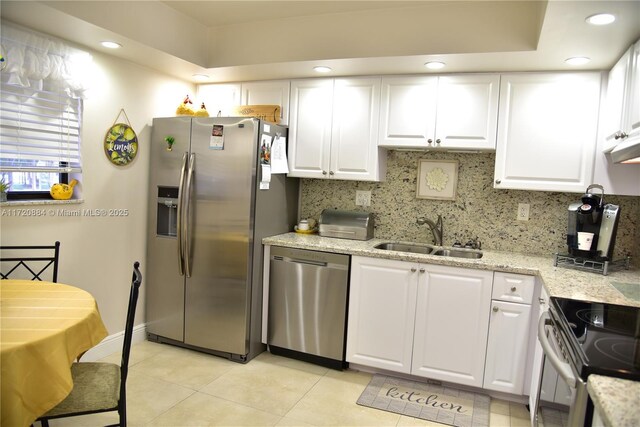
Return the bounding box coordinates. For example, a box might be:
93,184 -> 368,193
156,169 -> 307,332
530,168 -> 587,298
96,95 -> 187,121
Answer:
1,21 -> 92,98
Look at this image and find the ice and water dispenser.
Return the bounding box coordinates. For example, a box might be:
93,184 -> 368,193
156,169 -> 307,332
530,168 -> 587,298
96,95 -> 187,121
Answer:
156,186 -> 179,237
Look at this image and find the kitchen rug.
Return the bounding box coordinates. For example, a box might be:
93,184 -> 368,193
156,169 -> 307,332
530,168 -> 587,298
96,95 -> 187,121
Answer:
357,374 -> 490,427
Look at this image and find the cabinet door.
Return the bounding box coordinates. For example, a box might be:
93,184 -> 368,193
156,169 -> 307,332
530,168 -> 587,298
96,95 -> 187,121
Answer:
378,76 -> 437,148
411,264 -> 493,387
494,73 -> 601,192
288,79 -> 334,178
435,74 -> 500,150
483,300 -> 532,394
602,47 -> 632,152
346,256 -> 417,373
331,77 -> 385,181
241,80 -> 290,125
197,83 -> 241,117
627,40 -> 640,140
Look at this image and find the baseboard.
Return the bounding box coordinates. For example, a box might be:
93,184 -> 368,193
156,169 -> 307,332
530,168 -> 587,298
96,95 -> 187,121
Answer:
81,323 -> 147,361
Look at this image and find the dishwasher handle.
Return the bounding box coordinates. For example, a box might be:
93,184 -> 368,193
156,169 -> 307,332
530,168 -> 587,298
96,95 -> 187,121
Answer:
273,255 -> 328,267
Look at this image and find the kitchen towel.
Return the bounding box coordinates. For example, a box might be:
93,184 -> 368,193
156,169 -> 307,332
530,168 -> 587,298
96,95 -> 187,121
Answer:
357,374 -> 490,427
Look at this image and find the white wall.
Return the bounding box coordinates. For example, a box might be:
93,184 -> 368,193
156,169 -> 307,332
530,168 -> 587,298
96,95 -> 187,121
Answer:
1,48 -> 194,335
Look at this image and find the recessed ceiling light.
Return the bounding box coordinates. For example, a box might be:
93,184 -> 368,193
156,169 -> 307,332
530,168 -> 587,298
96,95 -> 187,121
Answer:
585,13 -> 616,25
100,41 -> 122,49
424,61 -> 446,70
313,66 -> 332,73
192,74 -> 210,81
565,57 -> 591,66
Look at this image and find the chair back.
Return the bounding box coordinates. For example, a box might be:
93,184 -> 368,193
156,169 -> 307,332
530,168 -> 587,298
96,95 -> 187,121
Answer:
120,261 -> 142,396
0,241 -> 61,282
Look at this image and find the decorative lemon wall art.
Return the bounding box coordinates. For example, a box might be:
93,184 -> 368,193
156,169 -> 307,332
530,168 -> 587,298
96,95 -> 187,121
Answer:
104,109 -> 138,166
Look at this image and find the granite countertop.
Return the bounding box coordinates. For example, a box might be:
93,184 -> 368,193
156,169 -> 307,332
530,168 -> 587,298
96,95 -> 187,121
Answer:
262,233 -> 640,307
588,375 -> 640,427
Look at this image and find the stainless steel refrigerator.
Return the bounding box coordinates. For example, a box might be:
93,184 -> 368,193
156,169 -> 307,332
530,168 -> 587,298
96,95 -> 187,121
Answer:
146,117 -> 298,362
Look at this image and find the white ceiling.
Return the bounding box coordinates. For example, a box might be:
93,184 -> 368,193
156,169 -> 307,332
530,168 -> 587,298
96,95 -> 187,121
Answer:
1,1 -> 639,83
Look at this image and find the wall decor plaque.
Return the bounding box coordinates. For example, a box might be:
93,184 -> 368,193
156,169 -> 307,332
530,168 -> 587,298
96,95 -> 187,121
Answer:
416,159 -> 459,200
104,109 -> 138,166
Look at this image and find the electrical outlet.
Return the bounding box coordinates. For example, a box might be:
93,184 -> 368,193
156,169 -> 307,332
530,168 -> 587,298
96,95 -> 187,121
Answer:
355,190 -> 371,207
517,203 -> 530,221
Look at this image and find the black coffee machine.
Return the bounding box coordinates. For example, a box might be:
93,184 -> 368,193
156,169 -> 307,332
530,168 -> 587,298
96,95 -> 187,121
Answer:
567,184 -> 620,261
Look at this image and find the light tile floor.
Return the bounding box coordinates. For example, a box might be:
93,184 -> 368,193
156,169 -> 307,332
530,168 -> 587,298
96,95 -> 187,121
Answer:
47,341 -> 532,426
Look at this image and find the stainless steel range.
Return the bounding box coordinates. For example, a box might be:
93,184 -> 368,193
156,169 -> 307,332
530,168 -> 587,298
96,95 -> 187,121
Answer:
536,297 -> 640,426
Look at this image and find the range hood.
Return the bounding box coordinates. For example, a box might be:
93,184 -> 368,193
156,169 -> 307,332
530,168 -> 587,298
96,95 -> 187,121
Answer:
611,137 -> 640,164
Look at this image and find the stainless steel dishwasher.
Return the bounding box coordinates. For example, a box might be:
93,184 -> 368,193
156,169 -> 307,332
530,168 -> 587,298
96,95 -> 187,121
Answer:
268,246 -> 350,369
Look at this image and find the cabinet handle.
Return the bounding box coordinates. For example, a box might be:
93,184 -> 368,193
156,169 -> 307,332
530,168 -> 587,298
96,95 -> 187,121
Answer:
419,268 -> 425,273
539,297 -> 546,304
411,267 -> 417,272
322,171 -> 327,175
495,179 -> 501,185
511,286 -> 517,292
435,139 -> 441,144
493,306 -> 499,312
329,171 -> 335,176
614,131 -> 628,140
427,139 -> 433,144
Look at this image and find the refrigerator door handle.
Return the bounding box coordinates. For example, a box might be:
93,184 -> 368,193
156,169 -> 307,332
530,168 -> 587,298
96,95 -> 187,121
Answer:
184,153 -> 196,278
176,151 -> 188,276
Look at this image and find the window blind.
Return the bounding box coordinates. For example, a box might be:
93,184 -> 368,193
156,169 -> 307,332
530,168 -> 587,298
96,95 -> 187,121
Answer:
0,73 -> 82,174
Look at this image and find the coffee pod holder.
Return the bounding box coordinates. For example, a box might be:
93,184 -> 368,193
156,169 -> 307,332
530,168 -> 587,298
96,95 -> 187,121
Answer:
554,253 -> 631,276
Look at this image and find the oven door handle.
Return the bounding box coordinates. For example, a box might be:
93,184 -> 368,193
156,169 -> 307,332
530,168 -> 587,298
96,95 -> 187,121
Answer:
538,311 -> 577,389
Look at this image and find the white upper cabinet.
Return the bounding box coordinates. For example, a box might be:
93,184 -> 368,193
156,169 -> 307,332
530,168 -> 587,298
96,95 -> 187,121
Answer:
494,72 -> 602,193
197,81 -> 289,123
379,74 -> 500,150
628,41 -> 640,140
288,77 -> 386,181
240,80 -> 291,125
197,83 -> 241,117
602,46 -> 633,152
602,40 -> 640,152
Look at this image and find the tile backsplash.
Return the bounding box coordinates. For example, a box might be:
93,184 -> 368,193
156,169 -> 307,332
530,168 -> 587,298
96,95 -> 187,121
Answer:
299,151 -> 640,264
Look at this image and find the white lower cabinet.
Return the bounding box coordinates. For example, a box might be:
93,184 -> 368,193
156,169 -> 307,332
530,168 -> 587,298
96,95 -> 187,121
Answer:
345,257 -> 417,373
483,272 -> 535,394
483,300 -> 531,394
346,256 -> 493,388
411,264 -> 493,387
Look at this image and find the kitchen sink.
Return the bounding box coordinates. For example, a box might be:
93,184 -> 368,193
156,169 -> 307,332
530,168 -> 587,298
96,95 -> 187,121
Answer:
432,248 -> 483,259
374,242 -> 483,259
374,242 -> 436,254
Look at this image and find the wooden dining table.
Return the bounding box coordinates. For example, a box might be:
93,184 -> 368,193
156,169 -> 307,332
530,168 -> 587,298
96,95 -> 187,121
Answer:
0,280 -> 108,427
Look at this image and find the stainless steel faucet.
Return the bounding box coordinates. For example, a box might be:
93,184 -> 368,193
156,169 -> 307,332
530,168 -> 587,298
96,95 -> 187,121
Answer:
417,215 -> 443,246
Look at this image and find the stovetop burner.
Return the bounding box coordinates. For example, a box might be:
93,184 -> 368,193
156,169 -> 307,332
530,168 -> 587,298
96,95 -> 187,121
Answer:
550,297 -> 640,381
574,307 -> 635,334
593,337 -> 637,368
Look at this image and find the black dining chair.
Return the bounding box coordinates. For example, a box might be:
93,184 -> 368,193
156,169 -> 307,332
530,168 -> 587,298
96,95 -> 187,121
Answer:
37,261 -> 142,427
0,241 -> 61,282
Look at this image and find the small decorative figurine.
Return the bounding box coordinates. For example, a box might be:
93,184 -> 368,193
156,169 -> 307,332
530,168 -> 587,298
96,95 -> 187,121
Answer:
50,179 -> 78,200
176,95 -> 195,116
194,102 -> 209,117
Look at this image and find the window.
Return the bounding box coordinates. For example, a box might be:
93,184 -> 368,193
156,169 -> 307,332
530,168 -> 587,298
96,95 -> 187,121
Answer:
0,75 -> 81,200
0,22 -> 88,201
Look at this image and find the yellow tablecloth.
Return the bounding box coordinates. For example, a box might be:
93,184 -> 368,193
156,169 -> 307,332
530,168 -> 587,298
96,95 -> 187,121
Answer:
0,280 -> 108,427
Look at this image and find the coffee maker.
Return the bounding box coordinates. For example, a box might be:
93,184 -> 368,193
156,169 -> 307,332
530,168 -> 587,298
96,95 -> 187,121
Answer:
567,184 -> 620,261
